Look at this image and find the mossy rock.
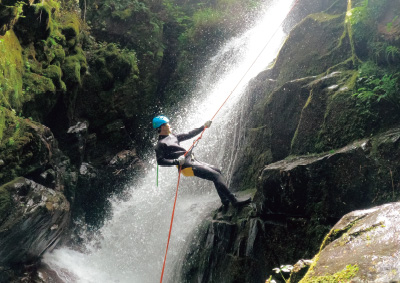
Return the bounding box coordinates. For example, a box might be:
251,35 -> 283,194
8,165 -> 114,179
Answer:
52,46 -> 65,64
270,7 -> 353,86
13,2 -> 52,45
290,71 -> 362,154
43,64 -> 65,91
76,42 -> 138,126
62,51 -> 87,86
0,185 -> 11,224
0,109 -> 51,184
0,177 -> 71,267
299,264 -> 359,283
61,13 -> 80,41
23,72 -> 56,95
0,4 -> 19,36
0,30 -> 24,110
300,202 -> 400,282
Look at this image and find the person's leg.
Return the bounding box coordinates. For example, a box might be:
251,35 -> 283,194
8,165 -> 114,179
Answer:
190,162 -> 235,205
186,159 -> 251,207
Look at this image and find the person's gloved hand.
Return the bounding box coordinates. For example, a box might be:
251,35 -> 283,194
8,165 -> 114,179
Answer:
177,155 -> 185,165
204,120 -> 212,128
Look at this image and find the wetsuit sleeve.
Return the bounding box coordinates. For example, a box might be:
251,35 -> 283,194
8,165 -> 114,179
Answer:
176,126 -> 205,142
155,143 -> 178,166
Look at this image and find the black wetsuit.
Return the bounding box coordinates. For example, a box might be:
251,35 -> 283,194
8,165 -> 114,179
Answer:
155,126 -> 235,205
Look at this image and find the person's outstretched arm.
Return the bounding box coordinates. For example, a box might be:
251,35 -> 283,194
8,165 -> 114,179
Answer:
176,126 -> 204,142
176,121 -> 212,142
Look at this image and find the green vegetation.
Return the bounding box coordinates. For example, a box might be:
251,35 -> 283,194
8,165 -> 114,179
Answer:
300,264 -> 359,283
0,108 -> 5,143
0,30 -> 24,111
160,0 -> 264,106
174,0 -> 262,47
347,0 -> 399,65
353,72 -> 400,109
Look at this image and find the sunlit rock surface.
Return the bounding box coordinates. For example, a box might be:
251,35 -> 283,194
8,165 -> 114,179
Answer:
302,202 -> 400,282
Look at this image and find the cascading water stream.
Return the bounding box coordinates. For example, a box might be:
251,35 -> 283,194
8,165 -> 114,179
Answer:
43,1 -> 295,282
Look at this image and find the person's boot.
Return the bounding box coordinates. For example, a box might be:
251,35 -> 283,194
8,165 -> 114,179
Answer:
218,200 -> 230,213
231,196 -> 252,208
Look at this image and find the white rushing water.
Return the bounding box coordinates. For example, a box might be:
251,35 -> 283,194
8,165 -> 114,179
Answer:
43,1 -> 295,282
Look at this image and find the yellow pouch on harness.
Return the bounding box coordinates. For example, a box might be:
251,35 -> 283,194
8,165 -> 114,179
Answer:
177,166 -> 195,177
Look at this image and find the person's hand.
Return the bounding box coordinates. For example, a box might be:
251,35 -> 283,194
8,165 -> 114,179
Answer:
204,120 -> 212,128
177,155 -> 185,165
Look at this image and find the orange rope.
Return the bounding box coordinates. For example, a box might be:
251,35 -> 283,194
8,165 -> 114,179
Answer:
159,1 -> 300,281
160,167 -> 182,283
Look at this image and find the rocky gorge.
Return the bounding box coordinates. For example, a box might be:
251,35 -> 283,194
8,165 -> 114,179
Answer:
1,0 -> 400,282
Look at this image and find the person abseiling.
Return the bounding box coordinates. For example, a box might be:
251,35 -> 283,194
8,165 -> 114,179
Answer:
153,115 -> 251,208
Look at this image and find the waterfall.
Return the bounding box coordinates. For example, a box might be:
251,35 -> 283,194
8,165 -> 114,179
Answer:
43,1 -> 295,282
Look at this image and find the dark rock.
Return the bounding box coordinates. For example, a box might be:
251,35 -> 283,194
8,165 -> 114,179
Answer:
0,110 -> 77,198
13,1 -> 52,45
229,75 -> 315,191
65,121 -> 89,165
256,127 -> 400,220
271,7 -> 351,86
0,4 -> 18,36
0,177 -> 70,266
178,191 -> 273,283
108,149 -> 144,174
181,127 -> 400,283
36,263 -> 71,283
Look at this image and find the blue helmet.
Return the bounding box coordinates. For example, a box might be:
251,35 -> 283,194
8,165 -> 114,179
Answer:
152,115 -> 170,128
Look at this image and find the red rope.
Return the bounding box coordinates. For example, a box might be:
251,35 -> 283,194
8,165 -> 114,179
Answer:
159,1 -> 300,282
160,167 -> 182,283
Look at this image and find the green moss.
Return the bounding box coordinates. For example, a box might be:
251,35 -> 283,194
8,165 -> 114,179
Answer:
62,50 -> 87,85
0,107 -> 5,143
87,42 -> 138,89
0,4 -> 19,35
23,72 -> 56,95
0,30 -> 24,110
309,12 -> 342,22
43,64 -> 64,90
33,0 -> 62,36
0,110 -> 49,183
112,8 -> 134,20
53,47 -> 65,64
61,13 -> 80,40
32,3 -> 52,32
300,264 -> 359,283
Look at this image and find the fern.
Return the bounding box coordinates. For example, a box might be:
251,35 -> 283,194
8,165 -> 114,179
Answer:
385,45 -> 399,63
354,74 -> 400,109
386,15 -> 399,32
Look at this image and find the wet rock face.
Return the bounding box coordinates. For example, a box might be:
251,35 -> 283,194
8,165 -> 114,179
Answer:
0,177 -> 70,266
0,110 -> 75,279
181,128 -> 400,283
0,112 -> 77,196
108,149 -> 143,173
178,197 -> 324,283
178,204 -> 270,283
302,202 -> 400,282
256,128 -> 400,221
